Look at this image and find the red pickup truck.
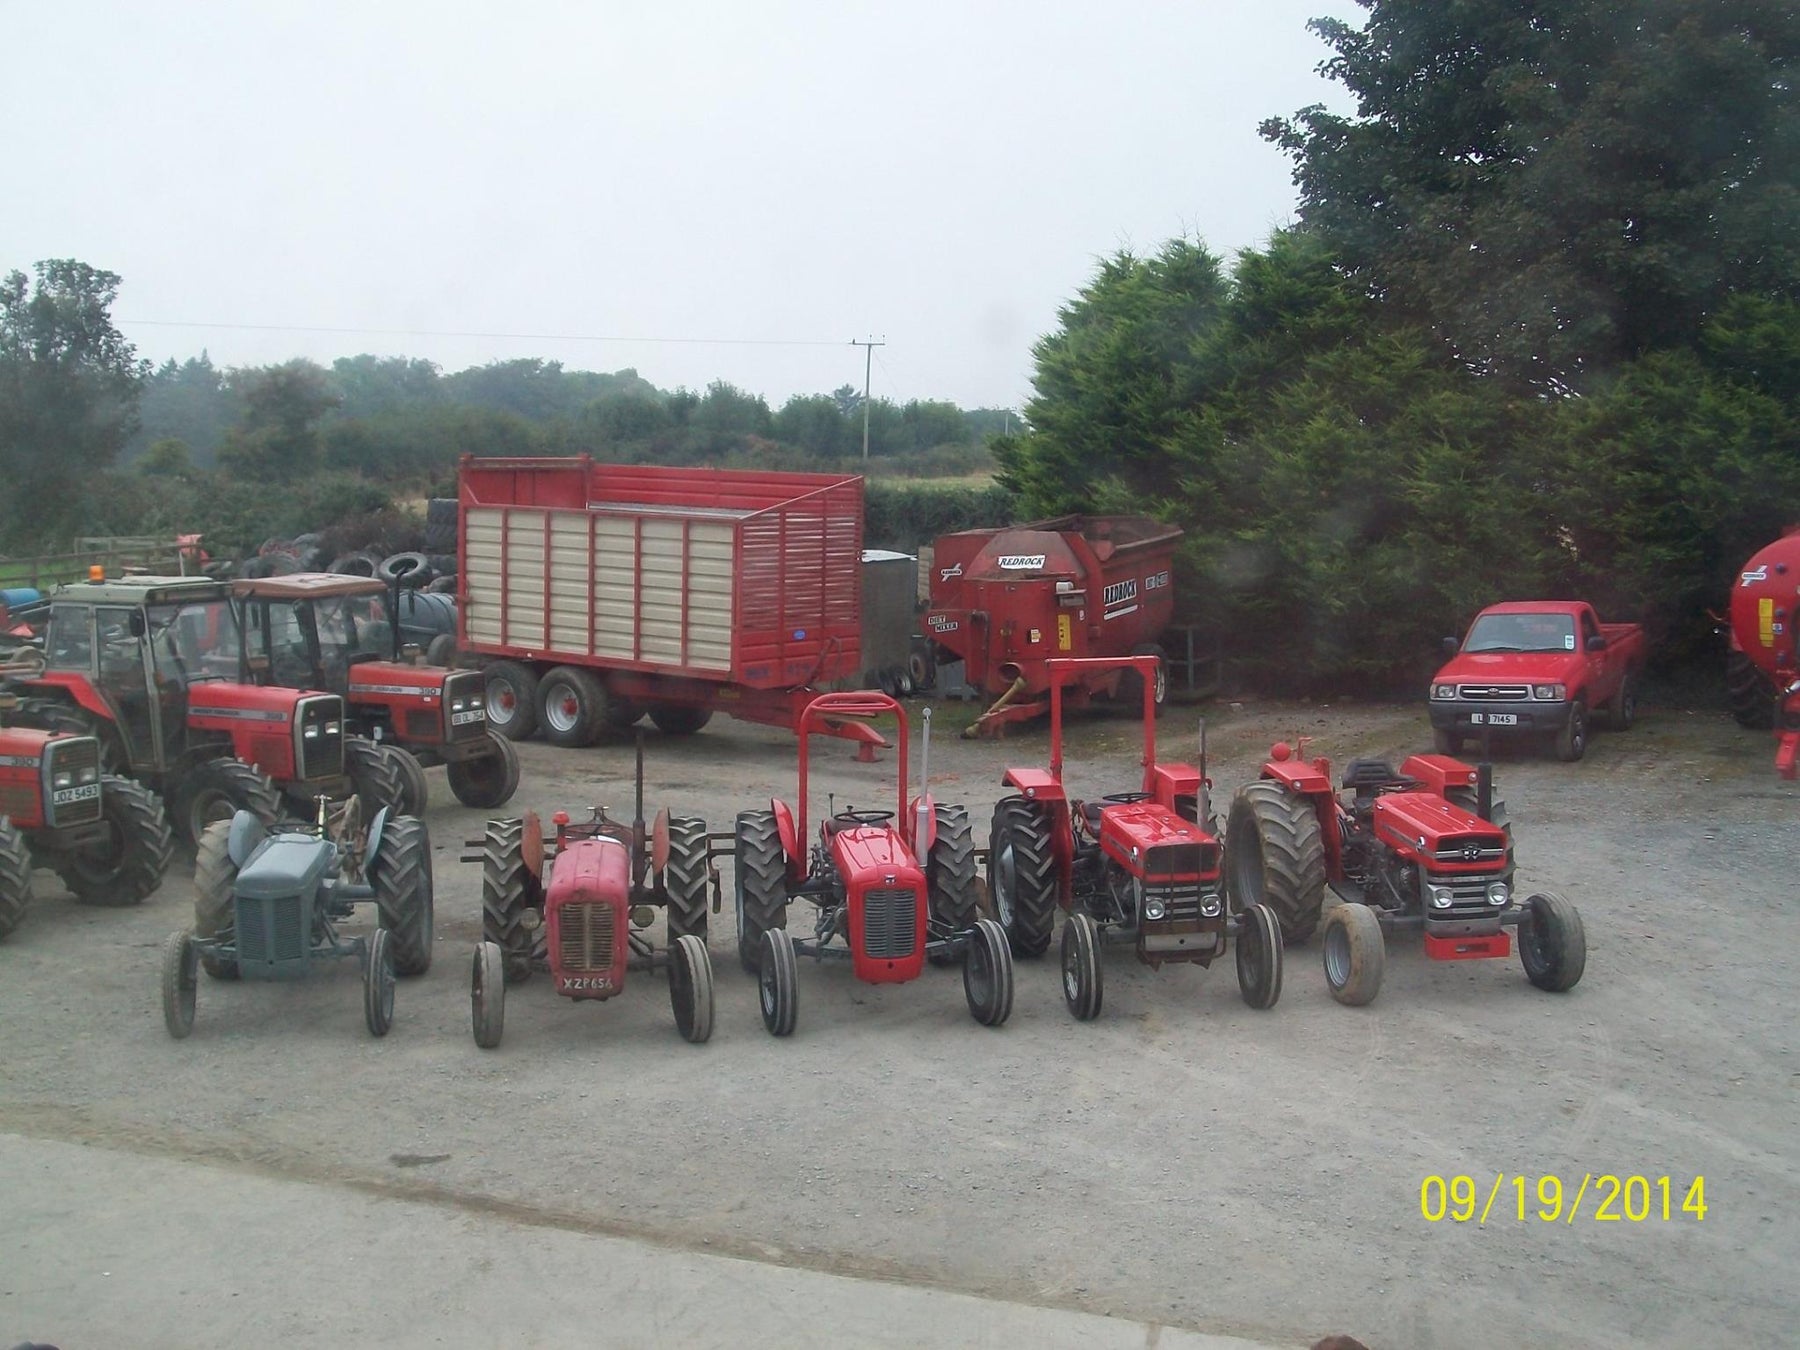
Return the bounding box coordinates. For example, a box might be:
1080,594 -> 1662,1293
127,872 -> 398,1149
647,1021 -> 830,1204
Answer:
1428,601 -> 1647,762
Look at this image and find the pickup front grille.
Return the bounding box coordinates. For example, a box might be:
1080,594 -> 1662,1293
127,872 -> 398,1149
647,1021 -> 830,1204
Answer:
861,887 -> 917,958
1457,685 -> 1530,701
557,902 -> 616,971
236,894 -> 307,965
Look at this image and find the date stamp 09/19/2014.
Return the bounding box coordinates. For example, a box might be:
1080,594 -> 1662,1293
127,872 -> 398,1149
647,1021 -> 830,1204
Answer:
1420,1174 -> 1708,1225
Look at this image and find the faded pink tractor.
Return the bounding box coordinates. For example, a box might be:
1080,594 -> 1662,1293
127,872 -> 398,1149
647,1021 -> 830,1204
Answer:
733,692 -> 1013,1036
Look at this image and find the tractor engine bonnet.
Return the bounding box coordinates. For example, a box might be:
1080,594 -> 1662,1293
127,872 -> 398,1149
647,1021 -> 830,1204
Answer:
829,825 -> 928,985
544,836 -> 630,999
1730,532 -> 1800,682
234,833 -> 336,901
1097,801 -> 1220,879
1370,793 -> 1507,870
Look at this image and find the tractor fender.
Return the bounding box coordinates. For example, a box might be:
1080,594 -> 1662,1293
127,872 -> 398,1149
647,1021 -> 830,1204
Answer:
362,805 -> 391,884
21,673 -> 116,726
1260,759 -> 1332,796
770,798 -> 803,883
1000,766 -> 1066,805
226,810 -> 270,867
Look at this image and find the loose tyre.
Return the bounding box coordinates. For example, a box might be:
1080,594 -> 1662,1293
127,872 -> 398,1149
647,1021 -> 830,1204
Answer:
471,941 -> 506,1049
364,928 -> 396,1037
1554,700 -> 1588,762
381,743 -> 430,817
1226,782 -> 1327,944
1060,910 -> 1103,1021
378,552 -> 435,588
1518,891 -> 1586,992
964,917 -> 1014,1027
484,661 -> 541,741
668,933 -> 715,1044
424,633 -> 458,669
536,666 -> 609,748
374,815 -> 434,976
328,550 -> 381,577
447,731 -> 520,809
1235,902 -> 1284,1010
192,820 -> 241,979
663,814 -> 711,943
988,796 -> 1056,957
649,704 -> 712,736
161,931 -> 199,1039
758,927 -> 798,1037
1322,903 -> 1385,1006
177,758 -> 282,847
925,802 -> 978,964
345,737 -> 408,820
480,817 -> 544,983
734,809 -> 789,973
0,818 -> 36,940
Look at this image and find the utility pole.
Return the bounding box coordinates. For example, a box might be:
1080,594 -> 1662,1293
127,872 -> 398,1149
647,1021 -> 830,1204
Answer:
850,336 -> 885,460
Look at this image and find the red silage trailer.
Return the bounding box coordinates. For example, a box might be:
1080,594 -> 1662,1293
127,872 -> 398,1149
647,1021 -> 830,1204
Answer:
458,455 -> 877,747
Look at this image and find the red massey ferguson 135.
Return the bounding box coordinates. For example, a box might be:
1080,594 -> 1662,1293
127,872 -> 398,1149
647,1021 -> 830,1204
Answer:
986,655 -> 1283,1019
1227,741 -> 1585,1005
733,692 -> 1014,1036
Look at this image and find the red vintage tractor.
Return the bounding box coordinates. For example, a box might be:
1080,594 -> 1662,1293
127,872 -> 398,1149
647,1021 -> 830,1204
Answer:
1226,741 -> 1585,1005
464,737 -> 716,1047
985,655 -> 1282,1019
733,692 -> 1014,1036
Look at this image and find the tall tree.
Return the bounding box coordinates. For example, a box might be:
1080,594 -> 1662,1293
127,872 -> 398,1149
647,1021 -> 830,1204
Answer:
216,359 -> 339,481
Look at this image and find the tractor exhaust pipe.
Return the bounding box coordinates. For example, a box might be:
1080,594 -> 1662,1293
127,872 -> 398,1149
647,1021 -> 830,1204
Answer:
631,728 -> 648,889
915,706 -> 932,867
1197,716 -> 1210,826
1476,758 -> 1494,822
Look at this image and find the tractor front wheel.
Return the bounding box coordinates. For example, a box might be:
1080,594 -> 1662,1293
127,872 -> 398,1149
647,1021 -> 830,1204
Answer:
758,927 -> 798,1036
669,933 -> 716,1044
663,814 -> 711,943
447,732 -> 519,809
1235,903 -> 1284,1010
1226,781 -> 1327,945
1322,903 -> 1385,1006
177,758 -> 282,848
735,809 -> 790,974
364,928 -> 396,1037
988,796 -> 1057,957
483,661 -> 541,741
1519,891 -> 1587,992
192,820 -> 241,980
471,941 -> 506,1049
0,818 -> 36,941
53,777 -> 175,906
963,917 -> 1014,1027
381,743 -> 430,816
374,814 -> 434,976
345,737 -> 407,821
161,931 -> 198,1039
480,817 -> 543,983
1059,910 -> 1103,1021
926,802 -> 979,964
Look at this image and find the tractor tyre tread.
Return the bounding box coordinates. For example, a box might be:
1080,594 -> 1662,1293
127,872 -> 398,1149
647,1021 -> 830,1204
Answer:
926,802 -> 979,963
481,817 -> 544,982
988,796 -> 1057,958
663,814 -> 711,943
192,819 -> 241,979
0,818 -> 34,941
53,776 -> 174,906
1225,781 -> 1327,945
374,814 -> 435,976
734,809 -> 789,974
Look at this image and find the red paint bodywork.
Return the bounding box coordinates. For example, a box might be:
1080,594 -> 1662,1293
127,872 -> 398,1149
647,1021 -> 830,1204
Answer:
542,835 -> 632,1000
187,682 -> 327,781
0,726 -> 56,829
831,824 -> 929,984
1728,531 -> 1800,777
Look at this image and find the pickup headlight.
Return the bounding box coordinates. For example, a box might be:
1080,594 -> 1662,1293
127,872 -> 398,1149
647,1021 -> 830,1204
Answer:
1532,684 -> 1565,700
1431,684 -> 1457,700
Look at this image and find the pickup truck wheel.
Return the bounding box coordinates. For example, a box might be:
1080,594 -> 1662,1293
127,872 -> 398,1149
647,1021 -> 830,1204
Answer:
1554,701 -> 1588,762
1608,677 -> 1637,731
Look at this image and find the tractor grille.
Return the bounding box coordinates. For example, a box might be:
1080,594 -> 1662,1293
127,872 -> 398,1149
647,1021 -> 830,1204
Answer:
236,895 -> 307,965
1144,840 -> 1217,878
1425,868 -> 1509,920
43,737 -> 102,828
861,887 -> 917,959
1457,684 -> 1529,701
444,671 -> 487,742
1144,879 -> 1207,923
558,902 -> 616,972
1432,835 -> 1508,865
296,696 -> 344,780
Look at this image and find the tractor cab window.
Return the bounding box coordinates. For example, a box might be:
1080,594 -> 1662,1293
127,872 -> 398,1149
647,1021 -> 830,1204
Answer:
143,600 -> 238,686
44,605 -> 95,672
313,595 -> 392,680
1464,612 -> 1577,654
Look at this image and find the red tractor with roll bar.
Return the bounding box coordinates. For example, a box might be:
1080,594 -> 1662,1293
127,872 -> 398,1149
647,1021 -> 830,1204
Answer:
733,691 -> 1014,1036
1226,739 -> 1585,1005
462,734 -> 717,1047
985,655 -> 1283,1019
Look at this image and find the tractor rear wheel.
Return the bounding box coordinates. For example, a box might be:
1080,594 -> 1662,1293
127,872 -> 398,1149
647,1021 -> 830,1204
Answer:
52,776 -> 174,906
663,814 -> 711,943
1235,903 -> 1284,1010
536,666 -> 608,748
963,917 -> 1014,1027
161,931 -> 199,1039
381,743 -> 430,816
0,819 -> 33,941
364,928 -> 396,1037
1059,910 -> 1103,1021
471,941 -> 506,1049
345,737 -> 408,821
734,809 -> 789,974
177,758 -> 282,848
1322,903 -> 1385,1006
374,815 -> 434,976
483,661 -> 541,741
988,796 -> 1057,957
650,704 -> 712,736
1519,891 -> 1586,992
480,817 -> 543,983
192,820 -> 241,980
1727,649 -> 1777,729
668,933 -> 715,1044
447,731 -> 520,809
758,927 -> 798,1036
926,802 -> 978,964
1554,700 -> 1588,762
1226,781 -> 1327,945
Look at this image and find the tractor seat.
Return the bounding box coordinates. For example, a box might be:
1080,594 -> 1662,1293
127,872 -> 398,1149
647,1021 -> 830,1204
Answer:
1342,759 -> 1404,796
1079,800 -> 1106,833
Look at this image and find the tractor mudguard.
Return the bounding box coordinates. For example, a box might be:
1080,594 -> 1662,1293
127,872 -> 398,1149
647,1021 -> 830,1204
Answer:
1397,754 -> 1477,799
770,798 -> 803,884
1260,758 -> 1332,796
226,810 -> 269,867
1000,766 -> 1066,805
20,672 -> 117,725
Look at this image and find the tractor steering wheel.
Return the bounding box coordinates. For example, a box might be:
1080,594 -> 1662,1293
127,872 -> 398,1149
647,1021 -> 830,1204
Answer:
834,808 -> 894,826
1102,791 -> 1153,804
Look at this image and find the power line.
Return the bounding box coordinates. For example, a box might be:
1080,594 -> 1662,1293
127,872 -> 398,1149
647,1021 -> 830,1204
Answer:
114,317 -> 848,348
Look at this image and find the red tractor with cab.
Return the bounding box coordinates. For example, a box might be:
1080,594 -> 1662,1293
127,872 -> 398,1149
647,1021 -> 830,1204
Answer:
1227,741 -> 1585,1005
464,736 -> 716,1047
986,655 -> 1282,1019
231,573 -> 518,813
5,576 -> 379,844
734,692 -> 1014,1036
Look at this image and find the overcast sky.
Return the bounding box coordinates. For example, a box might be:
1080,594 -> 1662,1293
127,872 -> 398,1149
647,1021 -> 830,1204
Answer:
4,1 -> 1362,411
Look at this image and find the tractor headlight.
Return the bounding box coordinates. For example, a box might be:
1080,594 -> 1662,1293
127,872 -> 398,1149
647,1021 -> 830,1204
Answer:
1428,885 -> 1455,909
1532,684 -> 1565,701
77,764 -> 99,784
1487,881 -> 1510,907
303,723 -> 319,738
1432,683 -> 1457,701
52,770 -> 74,790
1144,897 -> 1167,921
1200,893 -> 1223,918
